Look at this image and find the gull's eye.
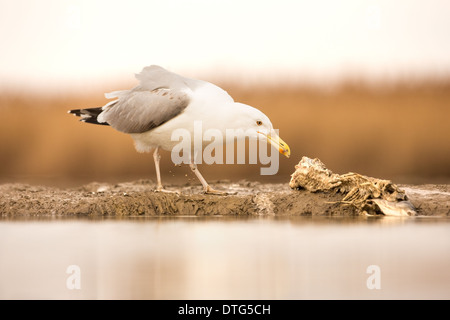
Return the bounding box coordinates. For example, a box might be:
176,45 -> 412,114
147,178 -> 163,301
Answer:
256,120 -> 263,126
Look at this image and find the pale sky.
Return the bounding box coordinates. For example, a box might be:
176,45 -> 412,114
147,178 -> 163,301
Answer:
1,0 -> 450,91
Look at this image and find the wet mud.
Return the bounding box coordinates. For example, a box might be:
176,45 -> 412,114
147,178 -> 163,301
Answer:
0,180 -> 448,217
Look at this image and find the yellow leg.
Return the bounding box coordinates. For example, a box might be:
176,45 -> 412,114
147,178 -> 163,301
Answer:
153,147 -> 179,194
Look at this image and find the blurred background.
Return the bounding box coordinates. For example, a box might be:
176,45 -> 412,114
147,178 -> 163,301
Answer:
1,0 -> 449,187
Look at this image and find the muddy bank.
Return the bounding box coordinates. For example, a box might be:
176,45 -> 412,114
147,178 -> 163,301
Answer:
0,180 -> 448,217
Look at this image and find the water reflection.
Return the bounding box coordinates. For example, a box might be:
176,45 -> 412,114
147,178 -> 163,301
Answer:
0,216 -> 449,299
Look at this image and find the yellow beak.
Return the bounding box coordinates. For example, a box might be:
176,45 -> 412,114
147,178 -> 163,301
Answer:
258,131 -> 291,158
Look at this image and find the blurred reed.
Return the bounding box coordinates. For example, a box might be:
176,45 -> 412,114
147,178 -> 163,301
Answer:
1,78 -> 449,187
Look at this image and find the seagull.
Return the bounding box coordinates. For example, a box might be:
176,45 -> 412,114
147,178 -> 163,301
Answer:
69,65 -> 290,194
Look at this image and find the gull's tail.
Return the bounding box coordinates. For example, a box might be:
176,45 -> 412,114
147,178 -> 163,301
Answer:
68,107 -> 110,126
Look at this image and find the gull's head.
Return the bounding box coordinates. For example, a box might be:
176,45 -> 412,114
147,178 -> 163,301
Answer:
230,103 -> 291,158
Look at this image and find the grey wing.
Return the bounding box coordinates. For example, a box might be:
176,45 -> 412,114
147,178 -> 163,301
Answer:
134,65 -> 203,91
98,88 -> 190,134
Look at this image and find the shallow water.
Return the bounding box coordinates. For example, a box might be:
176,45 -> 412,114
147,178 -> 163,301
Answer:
1,216 -> 449,299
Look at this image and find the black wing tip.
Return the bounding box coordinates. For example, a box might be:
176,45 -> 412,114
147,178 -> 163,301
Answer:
67,109 -> 82,117
68,107 -> 109,126
80,118 -> 109,126
68,107 -> 102,117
